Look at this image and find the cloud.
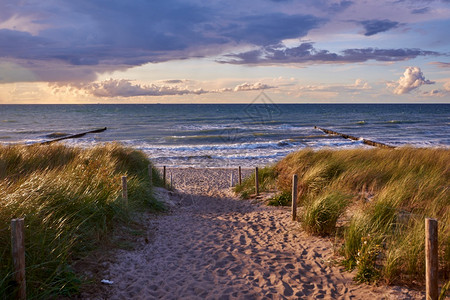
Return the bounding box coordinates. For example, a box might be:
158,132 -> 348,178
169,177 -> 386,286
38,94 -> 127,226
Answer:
220,13 -> 323,46
76,79 -> 207,97
411,7 -> 431,14
444,80 -> 450,91
430,62 -> 450,68
162,79 -> 187,84
0,0 -> 447,85
359,19 -> 400,36
219,43 -> 439,64
0,1 -> 323,83
329,1 -> 354,12
393,67 -> 434,94
297,79 -> 371,93
233,82 -> 274,91
422,79 -> 450,96
60,79 -> 275,97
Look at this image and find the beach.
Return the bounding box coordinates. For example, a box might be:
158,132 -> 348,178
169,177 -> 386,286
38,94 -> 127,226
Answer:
1,106 -> 448,298
85,167 -> 424,299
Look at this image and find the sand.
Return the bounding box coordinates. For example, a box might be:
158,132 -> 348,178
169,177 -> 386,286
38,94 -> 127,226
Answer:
92,167 -> 423,299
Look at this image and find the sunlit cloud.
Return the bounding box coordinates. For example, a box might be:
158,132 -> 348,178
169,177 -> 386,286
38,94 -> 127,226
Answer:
232,82 -> 274,92
56,79 -> 276,98
392,67 -> 434,95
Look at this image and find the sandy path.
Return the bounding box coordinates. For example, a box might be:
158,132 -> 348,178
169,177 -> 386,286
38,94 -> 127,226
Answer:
99,168 -> 422,299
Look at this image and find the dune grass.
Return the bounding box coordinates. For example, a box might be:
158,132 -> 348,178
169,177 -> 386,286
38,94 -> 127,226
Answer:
235,147 -> 449,287
0,143 -> 164,299
233,166 -> 277,198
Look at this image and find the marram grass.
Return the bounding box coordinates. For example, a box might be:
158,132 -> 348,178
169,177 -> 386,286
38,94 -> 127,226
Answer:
235,147 -> 449,287
0,143 -> 164,299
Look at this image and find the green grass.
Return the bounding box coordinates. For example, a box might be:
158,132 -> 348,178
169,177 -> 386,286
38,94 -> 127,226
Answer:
236,147 -> 449,287
267,191 -> 291,206
301,192 -> 349,236
0,143 -> 164,299
234,166 -> 277,198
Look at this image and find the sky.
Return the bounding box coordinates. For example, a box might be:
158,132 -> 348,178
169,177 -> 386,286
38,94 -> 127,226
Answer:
0,0 -> 449,104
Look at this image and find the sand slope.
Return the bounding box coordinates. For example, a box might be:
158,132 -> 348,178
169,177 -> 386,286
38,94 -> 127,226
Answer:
99,168 -> 423,299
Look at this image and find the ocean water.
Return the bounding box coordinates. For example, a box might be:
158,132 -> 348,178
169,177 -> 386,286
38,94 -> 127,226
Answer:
0,104 -> 448,167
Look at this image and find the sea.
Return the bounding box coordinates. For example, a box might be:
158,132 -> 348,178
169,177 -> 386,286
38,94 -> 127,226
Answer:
0,104 -> 448,167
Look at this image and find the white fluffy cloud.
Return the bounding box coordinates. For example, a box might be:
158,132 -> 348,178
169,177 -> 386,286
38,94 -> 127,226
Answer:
393,66 -> 434,94
80,79 -> 207,97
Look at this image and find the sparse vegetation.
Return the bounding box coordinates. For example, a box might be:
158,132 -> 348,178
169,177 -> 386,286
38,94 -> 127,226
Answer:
267,191 -> 291,206
0,143 -> 164,299
234,166 -> 277,197
236,147 -> 449,287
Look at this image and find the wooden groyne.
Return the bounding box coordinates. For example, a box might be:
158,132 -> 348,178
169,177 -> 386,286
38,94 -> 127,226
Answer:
40,127 -> 107,145
314,126 -> 395,149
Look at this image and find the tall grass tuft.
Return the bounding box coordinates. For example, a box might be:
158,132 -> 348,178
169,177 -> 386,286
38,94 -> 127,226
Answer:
301,192 -> 349,236
0,143 -> 163,299
268,147 -> 449,285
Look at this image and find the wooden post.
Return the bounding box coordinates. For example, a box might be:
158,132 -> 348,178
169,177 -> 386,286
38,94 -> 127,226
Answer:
255,167 -> 259,195
170,173 -> 173,189
238,166 -> 242,185
148,164 -> 152,185
230,172 -> 234,187
11,218 -> 26,300
121,176 -> 128,208
292,174 -> 298,221
163,166 -> 166,188
425,218 -> 438,300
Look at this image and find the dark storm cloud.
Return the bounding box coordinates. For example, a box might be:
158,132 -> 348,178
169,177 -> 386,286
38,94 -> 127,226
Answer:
359,19 -> 400,36
219,43 -> 439,64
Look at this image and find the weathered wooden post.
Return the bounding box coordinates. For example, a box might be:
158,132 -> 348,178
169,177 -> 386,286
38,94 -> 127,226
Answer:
148,164 -> 152,185
11,218 -> 26,300
425,218 -> 438,300
238,166 -> 242,185
292,174 -> 298,221
121,176 -> 128,208
163,166 -> 166,188
255,167 -> 259,195
170,173 -> 173,189
230,172 -> 234,187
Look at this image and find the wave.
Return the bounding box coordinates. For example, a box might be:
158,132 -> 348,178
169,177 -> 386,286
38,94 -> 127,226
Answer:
384,120 -> 418,124
134,139 -> 298,152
